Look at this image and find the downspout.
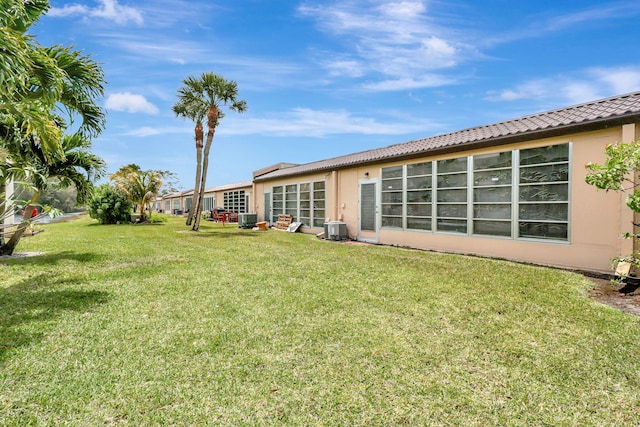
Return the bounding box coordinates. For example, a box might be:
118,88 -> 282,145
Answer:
331,170 -> 339,221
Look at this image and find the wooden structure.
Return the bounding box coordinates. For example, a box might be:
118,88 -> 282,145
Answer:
275,214 -> 292,230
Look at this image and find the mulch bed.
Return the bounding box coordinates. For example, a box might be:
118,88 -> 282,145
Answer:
587,277 -> 640,317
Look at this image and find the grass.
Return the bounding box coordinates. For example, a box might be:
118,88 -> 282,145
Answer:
1,215 -> 640,426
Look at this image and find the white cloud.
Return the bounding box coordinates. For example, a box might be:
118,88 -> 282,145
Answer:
486,66 -> 640,105
299,0 -> 474,91
217,108 -> 433,137
591,66 -> 640,95
119,108 -> 432,138
325,59 -> 366,78
47,4 -> 88,17
484,2 -> 640,47
363,75 -> 454,91
48,0 -> 143,25
105,92 -> 159,114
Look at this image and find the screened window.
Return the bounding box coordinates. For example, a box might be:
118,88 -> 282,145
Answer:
436,157 -> 468,233
406,162 -> 432,230
299,183 -> 310,225
378,143 -> 570,242
473,151 -> 512,237
285,184 -> 298,219
313,181 -> 326,227
381,166 -> 403,228
272,186 -> 283,222
518,144 -> 569,240
270,181 -> 325,227
224,190 -> 246,213
203,196 -> 215,212
164,200 -> 170,213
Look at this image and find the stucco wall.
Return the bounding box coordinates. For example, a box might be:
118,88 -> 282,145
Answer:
254,125 -> 636,273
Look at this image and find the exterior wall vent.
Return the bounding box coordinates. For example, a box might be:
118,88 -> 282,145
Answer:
324,221 -> 347,241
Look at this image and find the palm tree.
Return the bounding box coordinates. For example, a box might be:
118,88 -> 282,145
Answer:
172,90 -> 204,227
1,0 -> 106,247
173,72 -> 247,231
0,133 -> 106,255
110,164 -> 163,222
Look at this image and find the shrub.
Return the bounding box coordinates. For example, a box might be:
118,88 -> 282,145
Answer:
86,184 -> 132,224
586,139 -> 640,279
148,212 -> 169,223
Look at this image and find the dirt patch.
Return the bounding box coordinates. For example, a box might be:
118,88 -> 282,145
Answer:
587,276 -> 640,316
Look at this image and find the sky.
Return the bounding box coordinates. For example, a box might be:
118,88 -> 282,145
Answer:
32,0 -> 640,191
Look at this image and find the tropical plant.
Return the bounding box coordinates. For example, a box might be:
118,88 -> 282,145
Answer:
109,164 -> 163,222
173,72 -> 247,231
157,170 -> 181,196
585,139 -> 640,279
0,133 -> 106,255
0,0 -> 106,253
86,184 -> 132,225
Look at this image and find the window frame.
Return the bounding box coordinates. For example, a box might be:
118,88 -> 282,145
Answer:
378,143 -> 571,243
270,180 -> 326,227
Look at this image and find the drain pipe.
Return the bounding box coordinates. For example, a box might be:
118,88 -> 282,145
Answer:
331,170 -> 339,221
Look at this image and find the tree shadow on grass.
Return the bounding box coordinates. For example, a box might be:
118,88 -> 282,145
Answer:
0,251 -> 105,266
186,230 -> 263,239
0,271 -> 110,363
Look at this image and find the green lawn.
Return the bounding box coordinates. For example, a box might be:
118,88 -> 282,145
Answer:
1,216 -> 639,426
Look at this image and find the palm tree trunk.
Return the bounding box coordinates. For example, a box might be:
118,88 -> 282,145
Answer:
0,192 -> 40,256
186,122 -> 204,226
188,150 -> 202,227
192,108 -> 218,231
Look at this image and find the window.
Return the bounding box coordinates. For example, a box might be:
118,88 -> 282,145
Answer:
436,157 -> 467,233
224,190 -> 246,213
203,195 -> 215,211
473,151 -> 513,237
164,200 -> 170,213
271,181 -> 325,226
285,184 -> 298,219
381,166 -> 403,228
378,143 -> 570,242
518,144 -> 569,240
406,162 -> 432,231
185,197 -> 193,213
313,181 -> 326,227
299,183 -> 311,225
272,186 -> 283,222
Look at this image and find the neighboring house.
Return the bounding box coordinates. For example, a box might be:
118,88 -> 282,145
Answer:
161,189 -> 192,215
161,180 -> 253,215
251,91 -> 640,273
168,92 -> 640,273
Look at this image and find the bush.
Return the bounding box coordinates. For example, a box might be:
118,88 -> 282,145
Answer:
86,184 -> 132,224
148,212 -> 169,223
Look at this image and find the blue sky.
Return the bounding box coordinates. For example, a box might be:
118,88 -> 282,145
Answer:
35,0 -> 640,190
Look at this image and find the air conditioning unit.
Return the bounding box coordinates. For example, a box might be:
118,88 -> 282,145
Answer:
238,213 -> 258,229
324,221 -> 347,241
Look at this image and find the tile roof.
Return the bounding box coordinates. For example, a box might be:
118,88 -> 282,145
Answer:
203,180 -> 253,193
255,91 -> 640,181
163,180 -> 252,199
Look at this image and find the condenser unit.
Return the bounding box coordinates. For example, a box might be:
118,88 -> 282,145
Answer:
324,221 -> 347,241
237,213 -> 258,229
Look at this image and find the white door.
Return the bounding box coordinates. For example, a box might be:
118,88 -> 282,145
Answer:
358,179 -> 379,243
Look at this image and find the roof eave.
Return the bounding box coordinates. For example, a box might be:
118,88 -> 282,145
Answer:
254,113 -> 640,182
